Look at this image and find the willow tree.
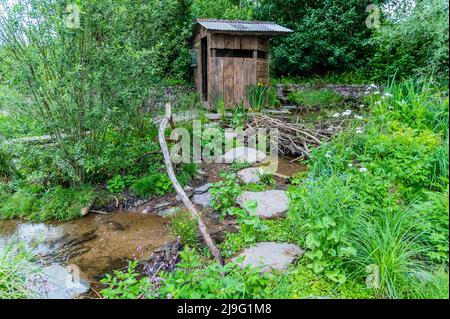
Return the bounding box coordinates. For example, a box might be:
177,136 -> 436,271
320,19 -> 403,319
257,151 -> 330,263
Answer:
0,0 -> 192,185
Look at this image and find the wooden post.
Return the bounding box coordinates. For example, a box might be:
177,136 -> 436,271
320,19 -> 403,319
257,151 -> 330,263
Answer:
158,103 -> 224,266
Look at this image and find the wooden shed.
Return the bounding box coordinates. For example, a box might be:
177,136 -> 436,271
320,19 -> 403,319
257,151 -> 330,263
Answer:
192,19 -> 292,109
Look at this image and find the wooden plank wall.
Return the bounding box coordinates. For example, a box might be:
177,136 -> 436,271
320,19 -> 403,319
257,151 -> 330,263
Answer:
193,30 -> 270,110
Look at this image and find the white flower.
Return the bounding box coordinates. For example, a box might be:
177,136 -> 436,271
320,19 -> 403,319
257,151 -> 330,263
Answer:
359,104 -> 365,108
374,91 -> 381,95
348,163 -> 353,167
355,115 -> 364,120
332,112 -> 341,118
364,91 -> 371,95
342,110 -> 352,116
375,101 -> 382,106
325,151 -> 332,159
368,83 -> 378,90
356,127 -> 363,134
383,92 -> 393,98
359,167 -> 368,173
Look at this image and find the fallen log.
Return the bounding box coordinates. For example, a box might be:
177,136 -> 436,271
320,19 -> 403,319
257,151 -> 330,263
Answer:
158,103 -> 224,266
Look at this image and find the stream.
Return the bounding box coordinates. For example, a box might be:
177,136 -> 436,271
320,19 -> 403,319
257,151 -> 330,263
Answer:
0,156 -> 305,298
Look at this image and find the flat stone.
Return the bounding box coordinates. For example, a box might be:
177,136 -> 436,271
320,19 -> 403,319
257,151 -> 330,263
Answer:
214,147 -> 267,164
236,190 -> 289,219
32,264 -> 90,299
157,206 -> 182,218
194,183 -> 213,194
224,131 -> 241,140
232,242 -> 304,272
192,191 -> 212,208
263,109 -> 291,115
237,167 -> 264,184
154,201 -> 171,210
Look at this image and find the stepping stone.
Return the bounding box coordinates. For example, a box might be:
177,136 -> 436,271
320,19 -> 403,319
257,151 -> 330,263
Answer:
236,190 -> 289,219
232,242 -> 304,272
214,147 -> 267,164
154,201 -> 171,210
192,191 -> 212,208
237,167 -> 264,184
194,183 -> 213,194
31,264 -> 90,299
157,206 -> 183,218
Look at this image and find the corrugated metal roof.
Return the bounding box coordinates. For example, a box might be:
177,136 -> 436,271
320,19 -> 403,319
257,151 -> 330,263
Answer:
197,19 -> 293,34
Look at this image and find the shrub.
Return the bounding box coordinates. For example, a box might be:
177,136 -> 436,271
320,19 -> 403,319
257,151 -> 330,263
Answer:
0,147 -> 15,181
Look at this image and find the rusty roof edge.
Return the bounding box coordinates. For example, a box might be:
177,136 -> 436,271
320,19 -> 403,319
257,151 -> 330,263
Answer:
196,18 -> 293,33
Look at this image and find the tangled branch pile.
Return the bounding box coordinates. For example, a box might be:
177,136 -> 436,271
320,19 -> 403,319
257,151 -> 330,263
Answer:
245,113 -> 343,158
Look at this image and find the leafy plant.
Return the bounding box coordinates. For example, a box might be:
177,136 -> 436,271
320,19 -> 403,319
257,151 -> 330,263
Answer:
247,83 -> 268,112
210,172 -> 242,213
106,175 -> 135,194
131,173 -> 173,198
169,210 -> 199,248
100,261 -> 153,299
157,247 -> 271,299
289,176 -> 358,283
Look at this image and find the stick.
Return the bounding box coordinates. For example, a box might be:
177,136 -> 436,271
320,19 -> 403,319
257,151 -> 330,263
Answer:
158,103 -> 224,266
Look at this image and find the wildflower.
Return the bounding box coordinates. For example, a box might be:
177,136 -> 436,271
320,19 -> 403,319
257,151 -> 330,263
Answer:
325,151 -> 332,159
359,104 -> 365,108
356,127 -> 363,134
373,91 -> 380,95
342,109 -> 352,116
383,92 -> 393,98
368,83 -> 378,90
359,167 -> 368,173
364,91 -> 370,95
348,163 -> 353,168
332,112 -> 340,118
355,115 -> 364,120
375,101 -> 382,106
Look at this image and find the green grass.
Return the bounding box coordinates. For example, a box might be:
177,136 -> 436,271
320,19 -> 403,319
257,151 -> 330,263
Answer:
287,89 -> 345,110
0,186 -> 95,221
0,239 -> 41,299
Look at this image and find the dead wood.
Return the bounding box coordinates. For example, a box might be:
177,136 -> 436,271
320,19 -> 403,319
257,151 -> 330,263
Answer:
158,103 -> 224,266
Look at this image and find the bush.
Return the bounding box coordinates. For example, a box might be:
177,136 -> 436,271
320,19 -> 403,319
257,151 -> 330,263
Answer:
370,0 -> 449,81
0,147 -> 15,181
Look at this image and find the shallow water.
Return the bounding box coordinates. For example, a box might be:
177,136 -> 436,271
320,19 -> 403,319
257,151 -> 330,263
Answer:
0,212 -> 174,281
